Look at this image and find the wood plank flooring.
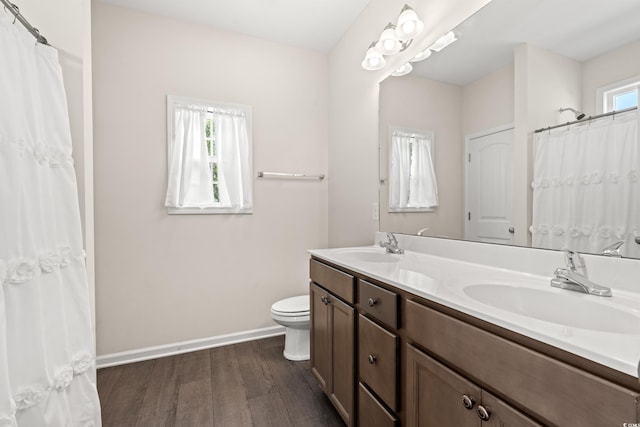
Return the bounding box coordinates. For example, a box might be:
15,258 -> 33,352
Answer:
97,336 -> 345,427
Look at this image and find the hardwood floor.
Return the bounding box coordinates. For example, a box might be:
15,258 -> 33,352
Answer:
97,336 -> 345,427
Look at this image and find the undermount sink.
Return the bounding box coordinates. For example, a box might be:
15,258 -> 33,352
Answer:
463,284 -> 640,335
334,247 -> 400,263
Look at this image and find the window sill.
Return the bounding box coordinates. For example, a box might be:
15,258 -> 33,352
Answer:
167,207 -> 253,215
388,207 -> 436,213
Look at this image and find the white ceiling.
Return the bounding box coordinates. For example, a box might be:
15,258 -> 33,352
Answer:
411,0 -> 640,85
96,0 -> 371,52
96,0 -> 640,84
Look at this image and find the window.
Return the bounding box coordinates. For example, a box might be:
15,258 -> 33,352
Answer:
598,76 -> 639,113
165,95 -> 253,214
388,127 -> 438,212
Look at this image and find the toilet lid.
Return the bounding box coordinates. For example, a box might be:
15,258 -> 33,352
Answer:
271,295 -> 309,314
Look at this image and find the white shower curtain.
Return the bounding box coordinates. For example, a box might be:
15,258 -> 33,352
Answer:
531,110 -> 640,258
0,12 -> 101,427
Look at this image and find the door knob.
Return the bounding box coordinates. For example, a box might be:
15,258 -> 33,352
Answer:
508,227 -> 515,234
461,394 -> 475,410
477,405 -> 491,421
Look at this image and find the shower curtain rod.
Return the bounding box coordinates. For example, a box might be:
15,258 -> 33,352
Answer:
534,106 -> 637,134
1,0 -> 48,45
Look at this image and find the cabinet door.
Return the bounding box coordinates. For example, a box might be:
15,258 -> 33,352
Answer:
406,344 -> 480,427
329,295 -> 355,426
310,283 -> 330,392
481,391 -> 542,427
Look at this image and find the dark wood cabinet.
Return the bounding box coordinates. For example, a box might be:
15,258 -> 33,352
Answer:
358,383 -> 398,427
310,263 -> 356,427
310,256 -> 640,426
406,344 -> 541,427
358,314 -> 398,411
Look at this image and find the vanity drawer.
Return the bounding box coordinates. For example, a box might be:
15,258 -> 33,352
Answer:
358,314 -> 398,411
358,383 -> 398,427
310,259 -> 355,303
405,300 -> 640,427
358,280 -> 399,329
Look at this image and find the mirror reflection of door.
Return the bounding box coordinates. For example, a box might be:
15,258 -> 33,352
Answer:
465,126 -> 514,244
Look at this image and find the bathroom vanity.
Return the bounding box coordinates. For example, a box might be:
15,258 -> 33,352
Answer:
308,240 -> 640,427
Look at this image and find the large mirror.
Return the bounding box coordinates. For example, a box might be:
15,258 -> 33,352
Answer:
379,0 -> 640,259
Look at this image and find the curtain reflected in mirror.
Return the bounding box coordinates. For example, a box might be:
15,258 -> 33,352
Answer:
389,127 -> 438,212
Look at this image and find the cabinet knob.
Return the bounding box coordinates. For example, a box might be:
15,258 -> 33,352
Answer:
461,394 -> 475,410
367,354 -> 377,364
321,296 -> 330,305
508,227 -> 515,234
367,297 -> 378,307
477,405 -> 491,421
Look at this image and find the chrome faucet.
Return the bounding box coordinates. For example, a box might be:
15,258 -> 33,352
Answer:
601,241 -> 624,257
379,232 -> 404,254
550,249 -> 612,297
417,227 -> 430,236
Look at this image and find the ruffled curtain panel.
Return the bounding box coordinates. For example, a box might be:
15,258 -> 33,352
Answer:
165,101 -> 252,210
389,132 -> 438,210
0,12 -> 101,426
531,110 -> 640,258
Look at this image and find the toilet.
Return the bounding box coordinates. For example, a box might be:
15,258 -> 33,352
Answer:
271,295 -> 310,361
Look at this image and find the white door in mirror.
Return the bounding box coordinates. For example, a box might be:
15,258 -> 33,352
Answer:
465,127 -> 514,244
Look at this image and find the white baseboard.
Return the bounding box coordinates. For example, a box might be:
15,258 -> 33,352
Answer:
96,325 -> 285,369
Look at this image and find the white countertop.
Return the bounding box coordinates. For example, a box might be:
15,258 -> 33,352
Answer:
308,245 -> 640,378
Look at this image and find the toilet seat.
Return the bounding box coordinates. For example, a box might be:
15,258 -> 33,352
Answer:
271,295 -> 309,316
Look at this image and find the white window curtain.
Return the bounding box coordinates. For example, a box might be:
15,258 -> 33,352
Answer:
165,103 -> 214,208
0,11 -> 101,426
389,131 -> 438,210
531,110 -> 640,258
165,99 -> 252,212
214,107 -> 252,210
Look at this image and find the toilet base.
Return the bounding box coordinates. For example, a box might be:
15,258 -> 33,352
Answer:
283,327 -> 310,361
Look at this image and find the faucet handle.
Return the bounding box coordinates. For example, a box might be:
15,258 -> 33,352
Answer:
601,241 -> 624,257
386,232 -> 398,245
562,249 -> 587,276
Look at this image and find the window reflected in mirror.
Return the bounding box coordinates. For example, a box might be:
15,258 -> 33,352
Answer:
388,127 -> 438,212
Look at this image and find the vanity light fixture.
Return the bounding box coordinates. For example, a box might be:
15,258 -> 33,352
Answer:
410,49 -> 432,62
429,30 -> 459,52
391,62 -> 413,77
361,4 -> 424,71
395,4 -> 424,40
376,23 -> 404,55
362,41 -> 387,71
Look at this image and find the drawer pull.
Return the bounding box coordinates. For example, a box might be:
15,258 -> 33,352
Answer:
367,297 -> 378,307
367,354 -> 377,364
461,394 -> 475,410
477,405 -> 491,421
321,296 -> 330,305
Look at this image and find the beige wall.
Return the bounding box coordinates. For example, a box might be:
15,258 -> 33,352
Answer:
92,3 -> 328,355
327,0 -> 492,247
378,76 -> 463,238
583,39 -> 640,116
462,64 -> 514,135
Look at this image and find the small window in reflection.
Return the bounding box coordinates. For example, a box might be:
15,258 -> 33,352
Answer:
388,127 -> 438,212
601,78 -> 639,113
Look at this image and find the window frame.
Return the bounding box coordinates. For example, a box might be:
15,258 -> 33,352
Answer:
597,75 -> 640,114
387,126 -> 438,213
166,95 -> 253,215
